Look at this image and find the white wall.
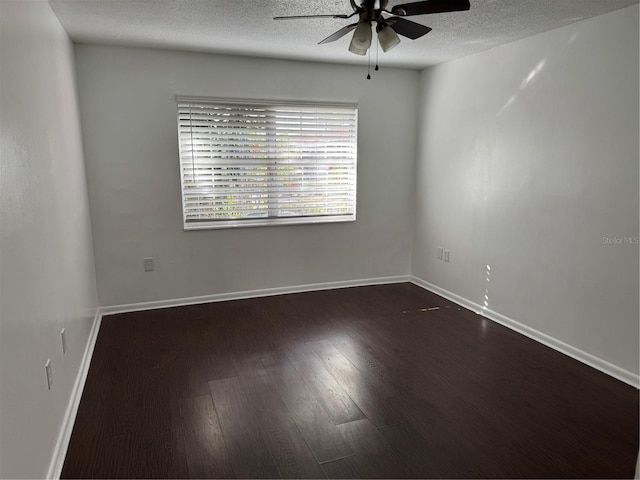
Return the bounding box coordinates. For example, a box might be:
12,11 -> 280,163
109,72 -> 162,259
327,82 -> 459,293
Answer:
413,5 -> 639,376
0,1 -> 99,478
74,45 -> 419,307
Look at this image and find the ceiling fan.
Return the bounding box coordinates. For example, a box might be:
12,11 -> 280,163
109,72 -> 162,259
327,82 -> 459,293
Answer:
274,0 -> 471,56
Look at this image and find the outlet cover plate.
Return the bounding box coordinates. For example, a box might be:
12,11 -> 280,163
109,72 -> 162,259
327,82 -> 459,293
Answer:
143,257 -> 154,272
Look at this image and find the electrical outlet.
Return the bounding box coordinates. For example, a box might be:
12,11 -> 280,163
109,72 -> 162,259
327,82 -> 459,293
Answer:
437,247 -> 443,260
61,328 -> 67,355
143,257 -> 154,272
444,250 -> 450,263
45,359 -> 52,390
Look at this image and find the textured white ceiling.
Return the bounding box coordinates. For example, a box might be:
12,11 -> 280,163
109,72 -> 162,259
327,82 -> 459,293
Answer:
49,0 -> 638,69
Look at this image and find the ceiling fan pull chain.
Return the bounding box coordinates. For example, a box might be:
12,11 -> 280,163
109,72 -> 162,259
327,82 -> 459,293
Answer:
375,35 -> 380,71
367,45 -> 371,79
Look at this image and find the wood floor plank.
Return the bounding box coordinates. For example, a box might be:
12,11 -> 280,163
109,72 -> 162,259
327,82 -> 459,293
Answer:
333,419 -> 407,478
386,392 -> 499,477
261,351 -> 354,464
377,421 -> 463,479
208,377 -> 280,479
138,391 -> 188,479
319,456 -> 367,479
183,332 -> 238,396
330,333 -> 396,398
240,374 -> 327,479
285,342 -> 365,425
62,431 -> 146,479
308,339 -> 401,428
176,395 -> 234,479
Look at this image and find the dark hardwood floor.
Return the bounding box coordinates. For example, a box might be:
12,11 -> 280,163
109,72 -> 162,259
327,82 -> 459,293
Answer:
61,283 -> 639,478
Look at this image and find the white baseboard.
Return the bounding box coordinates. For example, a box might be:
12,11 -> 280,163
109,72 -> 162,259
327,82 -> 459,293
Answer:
101,275 -> 411,316
410,276 -> 640,389
47,308 -> 103,480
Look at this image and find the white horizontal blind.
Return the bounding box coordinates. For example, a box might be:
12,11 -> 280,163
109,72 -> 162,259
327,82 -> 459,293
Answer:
177,97 -> 358,230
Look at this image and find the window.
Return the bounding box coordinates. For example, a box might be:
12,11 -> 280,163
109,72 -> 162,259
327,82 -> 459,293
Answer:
177,97 -> 358,230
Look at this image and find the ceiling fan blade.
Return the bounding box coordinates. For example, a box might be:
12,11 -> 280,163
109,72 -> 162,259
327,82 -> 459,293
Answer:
274,13 -> 352,20
390,0 -> 470,16
319,23 -> 359,44
387,17 -> 432,39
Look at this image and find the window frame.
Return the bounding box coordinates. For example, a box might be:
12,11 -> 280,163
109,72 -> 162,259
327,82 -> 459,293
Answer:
176,96 -> 358,231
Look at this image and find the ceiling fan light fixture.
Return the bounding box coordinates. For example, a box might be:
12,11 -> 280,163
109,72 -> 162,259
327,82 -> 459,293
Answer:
348,21 -> 372,55
348,44 -> 369,55
377,24 -> 401,52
